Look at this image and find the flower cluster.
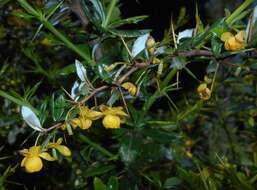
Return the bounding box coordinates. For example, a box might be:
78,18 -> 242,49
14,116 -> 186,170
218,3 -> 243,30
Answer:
69,105 -> 128,130
20,138 -> 71,173
220,30 -> 246,51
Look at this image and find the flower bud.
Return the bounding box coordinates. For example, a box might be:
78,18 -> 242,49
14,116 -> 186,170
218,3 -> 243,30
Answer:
121,82 -> 137,96
197,83 -> 211,100
103,115 -> 120,129
146,36 -> 155,55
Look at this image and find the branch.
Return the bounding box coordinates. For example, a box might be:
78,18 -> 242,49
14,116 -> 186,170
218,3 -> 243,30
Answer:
115,61 -> 150,85
175,50 -> 214,57
42,123 -> 62,133
79,85 -> 109,105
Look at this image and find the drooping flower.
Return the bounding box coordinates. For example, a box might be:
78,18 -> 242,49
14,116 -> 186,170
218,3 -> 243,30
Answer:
121,82 -> 137,96
100,105 -> 128,129
220,30 -> 246,51
70,106 -> 103,130
47,138 -> 71,157
20,146 -> 55,173
197,83 -> 211,100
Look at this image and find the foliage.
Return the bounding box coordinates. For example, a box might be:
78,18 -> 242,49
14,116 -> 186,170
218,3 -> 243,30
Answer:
0,0 -> 257,189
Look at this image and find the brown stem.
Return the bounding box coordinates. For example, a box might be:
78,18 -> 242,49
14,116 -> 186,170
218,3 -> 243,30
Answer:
79,85 -> 109,105
115,61 -> 150,85
175,50 -> 214,57
43,123 -> 62,133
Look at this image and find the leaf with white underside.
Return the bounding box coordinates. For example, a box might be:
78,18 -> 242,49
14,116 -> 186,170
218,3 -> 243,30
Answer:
177,29 -> 194,43
75,60 -> 87,82
71,81 -> 80,101
21,106 -> 44,132
132,33 -> 149,58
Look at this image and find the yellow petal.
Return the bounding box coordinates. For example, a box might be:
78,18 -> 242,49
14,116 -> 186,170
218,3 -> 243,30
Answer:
100,105 -> 128,117
55,145 -> 71,157
197,83 -> 211,100
197,83 -> 207,93
80,118 -> 92,129
39,152 -> 56,161
152,57 -> 161,64
225,37 -> 244,51
80,106 -> 103,120
28,146 -> 41,156
146,36 -> 155,49
21,157 -> 27,167
122,82 -> 137,96
86,110 -> 103,120
235,30 -> 246,43
102,115 -> 121,129
220,32 -> 233,42
204,75 -> 212,84
24,156 -> 43,173
57,138 -> 63,145
224,39 -> 231,51
70,118 -> 80,129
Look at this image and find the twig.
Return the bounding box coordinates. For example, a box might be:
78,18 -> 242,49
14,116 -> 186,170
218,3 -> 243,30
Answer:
175,50 -> 214,57
120,36 -> 133,58
43,123 -> 63,133
115,61 -> 150,85
79,85 -> 109,105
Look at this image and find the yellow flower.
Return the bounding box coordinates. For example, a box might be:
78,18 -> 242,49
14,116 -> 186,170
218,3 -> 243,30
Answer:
47,138 -> 71,157
152,57 -> 161,64
40,37 -> 52,47
121,82 -> 137,96
20,146 -> 55,173
220,30 -> 246,51
70,106 -> 103,129
204,75 -> 212,84
146,36 -> 155,55
197,83 -> 211,100
100,105 -> 128,129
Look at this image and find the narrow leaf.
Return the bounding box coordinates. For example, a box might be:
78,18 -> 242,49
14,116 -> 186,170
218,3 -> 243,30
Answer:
75,60 -> 87,81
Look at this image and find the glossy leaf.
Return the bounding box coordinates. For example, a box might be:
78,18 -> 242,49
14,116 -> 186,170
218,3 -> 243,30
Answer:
94,177 -> 107,190
107,176 -> 119,190
109,29 -> 150,37
108,15 -> 148,28
21,106 -> 44,132
75,60 -> 87,81
51,94 -> 65,121
131,33 -> 149,58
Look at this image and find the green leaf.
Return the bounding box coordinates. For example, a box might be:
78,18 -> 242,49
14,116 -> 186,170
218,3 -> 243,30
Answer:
109,29 -> 151,37
56,64 -> 75,76
51,94 -> 65,122
142,128 -> 179,144
107,176 -> 119,190
81,0 -> 106,26
163,177 -> 182,189
94,177 -> 107,190
84,164 -> 116,178
211,35 -> 222,57
0,90 -> 38,114
108,15 -> 148,28
119,133 -> 141,166
107,89 -> 120,106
